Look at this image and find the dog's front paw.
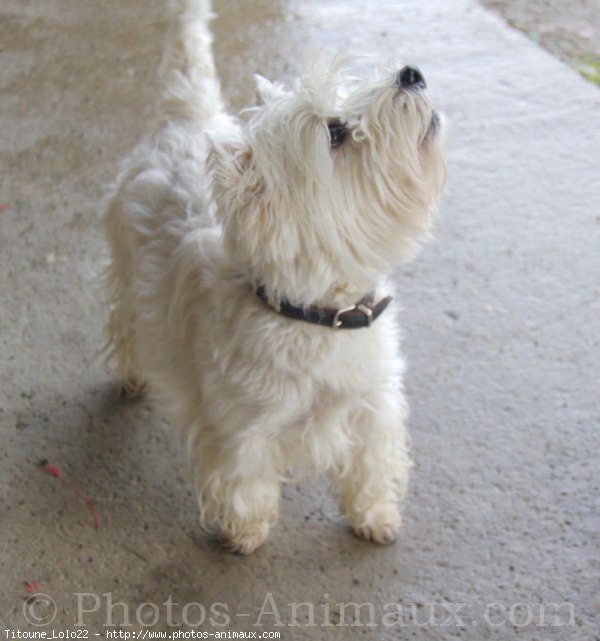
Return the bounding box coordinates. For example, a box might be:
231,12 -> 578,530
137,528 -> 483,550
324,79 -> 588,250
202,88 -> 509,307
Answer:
352,504 -> 402,545
119,376 -> 147,399
223,521 -> 270,555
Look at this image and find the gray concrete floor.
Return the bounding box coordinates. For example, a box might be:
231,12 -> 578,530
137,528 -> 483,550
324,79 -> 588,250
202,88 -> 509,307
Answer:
481,0 -> 600,72
1,0 -> 599,638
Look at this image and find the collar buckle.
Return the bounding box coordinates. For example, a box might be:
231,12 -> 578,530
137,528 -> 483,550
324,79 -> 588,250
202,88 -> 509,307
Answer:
332,303 -> 373,329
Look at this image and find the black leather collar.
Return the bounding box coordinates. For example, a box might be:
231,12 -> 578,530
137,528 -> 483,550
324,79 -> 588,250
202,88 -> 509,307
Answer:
256,286 -> 392,330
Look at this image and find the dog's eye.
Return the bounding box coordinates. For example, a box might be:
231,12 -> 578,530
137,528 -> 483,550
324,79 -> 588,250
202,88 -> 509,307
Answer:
327,121 -> 348,149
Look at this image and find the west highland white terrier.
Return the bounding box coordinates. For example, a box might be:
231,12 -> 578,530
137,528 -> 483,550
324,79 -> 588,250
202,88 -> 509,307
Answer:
101,0 -> 446,553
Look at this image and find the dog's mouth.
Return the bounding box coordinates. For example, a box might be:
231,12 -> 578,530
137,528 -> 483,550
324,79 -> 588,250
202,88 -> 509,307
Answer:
422,111 -> 440,143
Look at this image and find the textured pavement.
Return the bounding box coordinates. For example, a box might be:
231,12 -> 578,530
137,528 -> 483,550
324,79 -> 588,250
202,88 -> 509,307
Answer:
1,0 -> 599,638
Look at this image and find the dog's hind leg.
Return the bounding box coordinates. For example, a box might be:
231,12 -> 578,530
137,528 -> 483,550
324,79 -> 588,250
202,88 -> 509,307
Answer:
100,193 -> 147,398
102,297 -> 146,398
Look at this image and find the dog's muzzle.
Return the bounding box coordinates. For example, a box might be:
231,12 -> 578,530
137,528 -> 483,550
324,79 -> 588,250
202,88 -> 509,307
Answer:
396,65 -> 426,90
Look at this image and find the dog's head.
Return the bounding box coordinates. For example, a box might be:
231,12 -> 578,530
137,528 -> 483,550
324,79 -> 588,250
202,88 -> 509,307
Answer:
209,54 -> 447,304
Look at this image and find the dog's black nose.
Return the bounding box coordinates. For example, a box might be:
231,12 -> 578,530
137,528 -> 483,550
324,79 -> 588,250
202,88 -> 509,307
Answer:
397,65 -> 426,89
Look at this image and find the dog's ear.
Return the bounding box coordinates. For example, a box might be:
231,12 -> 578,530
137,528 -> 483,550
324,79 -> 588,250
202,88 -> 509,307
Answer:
254,74 -> 286,104
207,134 -> 262,218
207,135 -> 251,184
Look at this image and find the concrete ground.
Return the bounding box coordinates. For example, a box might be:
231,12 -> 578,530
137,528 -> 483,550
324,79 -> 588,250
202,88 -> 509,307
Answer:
480,0 -> 600,83
1,0 -> 599,638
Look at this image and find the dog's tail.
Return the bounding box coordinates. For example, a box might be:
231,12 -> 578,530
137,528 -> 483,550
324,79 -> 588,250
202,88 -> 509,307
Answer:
158,0 -> 224,121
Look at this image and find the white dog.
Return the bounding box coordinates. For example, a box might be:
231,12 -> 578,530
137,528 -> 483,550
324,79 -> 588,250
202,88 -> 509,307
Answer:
101,0 -> 446,553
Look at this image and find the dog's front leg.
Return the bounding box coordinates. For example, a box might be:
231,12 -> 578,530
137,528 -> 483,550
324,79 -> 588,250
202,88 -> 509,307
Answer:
218,475 -> 280,555
190,428 -> 281,554
331,389 -> 411,544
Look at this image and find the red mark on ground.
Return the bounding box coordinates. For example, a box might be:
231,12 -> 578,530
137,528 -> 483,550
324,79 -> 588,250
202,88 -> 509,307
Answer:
0,204 -> 9,212
24,581 -> 41,593
39,460 -> 100,529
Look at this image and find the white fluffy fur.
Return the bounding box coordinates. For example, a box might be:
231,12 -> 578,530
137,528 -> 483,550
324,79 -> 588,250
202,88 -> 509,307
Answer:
101,0 -> 446,553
